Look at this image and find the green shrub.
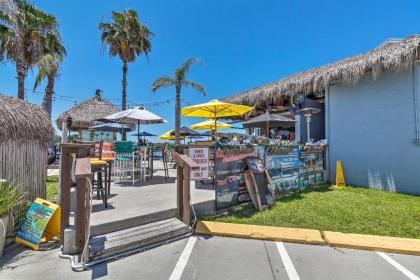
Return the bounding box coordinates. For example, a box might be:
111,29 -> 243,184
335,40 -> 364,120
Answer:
0,182 -> 26,217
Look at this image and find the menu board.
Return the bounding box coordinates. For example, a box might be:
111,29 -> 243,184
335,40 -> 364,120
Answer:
265,146 -> 300,194
188,147 -> 209,180
214,146 -> 256,209
299,149 -> 325,189
16,198 -> 60,250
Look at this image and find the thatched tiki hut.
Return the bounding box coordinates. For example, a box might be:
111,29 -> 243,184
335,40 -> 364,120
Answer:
225,35 -> 420,195
56,90 -> 118,140
0,94 -> 54,200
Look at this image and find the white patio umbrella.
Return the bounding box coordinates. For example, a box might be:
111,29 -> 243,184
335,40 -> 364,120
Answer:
103,106 -> 167,142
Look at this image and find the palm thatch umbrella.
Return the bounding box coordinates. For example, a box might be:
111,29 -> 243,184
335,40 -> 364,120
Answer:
225,35 -> 420,107
56,91 -> 118,132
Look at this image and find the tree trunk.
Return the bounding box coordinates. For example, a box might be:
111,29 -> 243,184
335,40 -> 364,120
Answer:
175,85 -> 181,148
122,61 -> 128,141
16,63 -> 27,100
42,76 -> 54,119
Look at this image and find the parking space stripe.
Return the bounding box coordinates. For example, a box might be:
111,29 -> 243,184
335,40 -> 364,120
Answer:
168,236 -> 197,280
377,252 -> 420,280
276,242 -> 300,280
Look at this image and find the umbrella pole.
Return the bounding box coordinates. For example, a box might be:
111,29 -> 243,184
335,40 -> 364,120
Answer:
137,120 -> 140,144
214,118 -> 218,142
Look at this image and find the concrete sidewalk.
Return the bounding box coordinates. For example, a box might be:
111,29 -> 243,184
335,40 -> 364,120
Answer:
1,235 -> 419,280
90,161 -> 215,235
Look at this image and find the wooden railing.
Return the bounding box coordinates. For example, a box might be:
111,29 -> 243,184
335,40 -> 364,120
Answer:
59,144 -> 92,249
173,152 -> 199,225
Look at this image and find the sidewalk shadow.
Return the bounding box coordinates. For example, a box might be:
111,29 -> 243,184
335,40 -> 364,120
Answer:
116,176 -> 176,187
0,244 -> 33,270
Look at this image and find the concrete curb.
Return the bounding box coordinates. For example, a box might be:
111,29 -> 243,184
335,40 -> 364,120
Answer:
196,221 -> 420,256
323,231 -> 420,256
195,221 -> 325,245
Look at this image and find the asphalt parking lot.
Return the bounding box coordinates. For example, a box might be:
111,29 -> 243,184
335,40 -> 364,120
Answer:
1,235 -> 419,280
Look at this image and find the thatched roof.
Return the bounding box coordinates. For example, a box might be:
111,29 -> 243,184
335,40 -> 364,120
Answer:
226,35 -> 420,107
0,94 -> 54,144
56,91 -> 118,131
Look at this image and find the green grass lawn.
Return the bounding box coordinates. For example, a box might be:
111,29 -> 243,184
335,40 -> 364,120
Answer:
206,186 -> 420,239
46,175 -> 59,203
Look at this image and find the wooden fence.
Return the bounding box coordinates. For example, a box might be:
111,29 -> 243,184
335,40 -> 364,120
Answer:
0,140 -> 49,200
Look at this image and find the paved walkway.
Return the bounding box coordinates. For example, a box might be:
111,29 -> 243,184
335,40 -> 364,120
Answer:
90,161 -> 215,230
1,235 -> 419,280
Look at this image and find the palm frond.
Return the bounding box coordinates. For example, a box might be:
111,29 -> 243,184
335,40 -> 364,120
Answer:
99,9 -> 153,63
151,76 -> 176,92
182,80 -> 206,96
175,57 -> 202,80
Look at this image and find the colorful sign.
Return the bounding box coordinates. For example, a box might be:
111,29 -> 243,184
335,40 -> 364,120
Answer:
265,146 -> 300,194
16,198 -> 60,250
214,146 -> 256,209
188,147 -> 210,180
299,149 -> 325,189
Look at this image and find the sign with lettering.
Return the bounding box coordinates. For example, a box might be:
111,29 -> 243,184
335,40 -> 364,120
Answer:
16,198 -> 60,250
188,147 -> 209,180
214,146 -> 256,209
265,146 -> 300,194
299,148 -> 325,189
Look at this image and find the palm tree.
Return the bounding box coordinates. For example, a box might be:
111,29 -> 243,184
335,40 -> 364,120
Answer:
99,9 -> 153,140
152,58 -> 206,147
0,0 -> 57,99
33,31 -> 66,119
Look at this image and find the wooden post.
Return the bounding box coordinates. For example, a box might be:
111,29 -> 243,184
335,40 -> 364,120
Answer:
75,157 -> 90,249
59,144 -> 91,244
173,151 -> 199,226
61,121 -> 68,144
59,147 -> 73,243
176,165 -> 184,219
182,167 -> 190,224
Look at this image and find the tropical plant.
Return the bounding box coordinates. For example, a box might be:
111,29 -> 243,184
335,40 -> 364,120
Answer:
0,0 -> 58,99
0,182 -> 25,217
33,31 -> 66,119
151,58 -> 205,146
99,9 -> 153,140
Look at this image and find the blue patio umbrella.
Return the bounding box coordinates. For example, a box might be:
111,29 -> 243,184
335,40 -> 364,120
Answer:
132,131 -> 157,137
89,123 -> 134,133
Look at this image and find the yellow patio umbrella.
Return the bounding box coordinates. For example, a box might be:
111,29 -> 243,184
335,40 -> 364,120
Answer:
182,99 -> 254,139
191,119 -> 232,130
158,130 -> 185,141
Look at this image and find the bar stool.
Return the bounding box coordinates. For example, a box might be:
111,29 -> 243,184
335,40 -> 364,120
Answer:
101,156 -> 113,195
90,159 -> 108,208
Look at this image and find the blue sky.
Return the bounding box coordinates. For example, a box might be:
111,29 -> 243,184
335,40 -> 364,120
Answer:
1,0 -> 419,139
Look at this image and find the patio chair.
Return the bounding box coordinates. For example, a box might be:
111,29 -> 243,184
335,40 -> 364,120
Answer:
113,141 -> 141,185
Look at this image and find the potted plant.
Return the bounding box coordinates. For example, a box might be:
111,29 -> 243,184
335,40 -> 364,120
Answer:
0,181 -> 25,257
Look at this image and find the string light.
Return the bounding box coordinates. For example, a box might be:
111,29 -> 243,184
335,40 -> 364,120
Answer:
25,88 -> 185,108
